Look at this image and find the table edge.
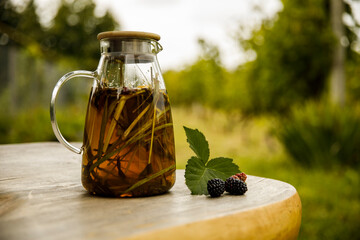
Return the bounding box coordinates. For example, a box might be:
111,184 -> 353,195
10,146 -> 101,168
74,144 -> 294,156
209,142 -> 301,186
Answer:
123,190 -> 302,240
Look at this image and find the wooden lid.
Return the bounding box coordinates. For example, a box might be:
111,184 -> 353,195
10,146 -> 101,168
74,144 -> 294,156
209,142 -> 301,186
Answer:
97,31 -> 160,41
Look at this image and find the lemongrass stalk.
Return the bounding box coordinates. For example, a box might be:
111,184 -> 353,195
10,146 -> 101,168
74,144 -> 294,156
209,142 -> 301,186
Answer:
122,104 -> 150,140
148,73 -> 160,164
148,107 -> 157,164
102,97 -> 127,153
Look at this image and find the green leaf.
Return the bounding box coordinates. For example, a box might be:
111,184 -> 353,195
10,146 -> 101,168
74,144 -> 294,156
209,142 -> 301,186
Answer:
184,156 -> 207,195
185,157 -> 240,195
206,157 -> 240,179
183,126 -> 241,195
183,126 -> 209,163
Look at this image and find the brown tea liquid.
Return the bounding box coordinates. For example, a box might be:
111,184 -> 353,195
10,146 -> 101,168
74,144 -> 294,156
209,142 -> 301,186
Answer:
81,87 -> 176,197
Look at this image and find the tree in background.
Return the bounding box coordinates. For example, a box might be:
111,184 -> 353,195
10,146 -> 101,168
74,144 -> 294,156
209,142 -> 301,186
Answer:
44,0 -> 119,69
329,0 -> 360,106
165,39 -> 228,108
330,0 -> 346,106
237,0 -> 360,114
238,0 -> 334,114
271,0 -> 360,170
0,0 -> 119,69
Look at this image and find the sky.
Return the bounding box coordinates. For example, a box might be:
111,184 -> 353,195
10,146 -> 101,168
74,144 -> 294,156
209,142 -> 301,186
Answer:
26,0 -> 282,71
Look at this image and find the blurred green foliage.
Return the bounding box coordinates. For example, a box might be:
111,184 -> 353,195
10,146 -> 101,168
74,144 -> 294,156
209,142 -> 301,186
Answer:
0,106 -> 84,143
0,0 -> 119,69
276,100 -> 360,168
346,58 -> 360,103
239,0 -> 334,114
165,39 -> 230,108
45,0 -> 119,69
164,39 -> 253,112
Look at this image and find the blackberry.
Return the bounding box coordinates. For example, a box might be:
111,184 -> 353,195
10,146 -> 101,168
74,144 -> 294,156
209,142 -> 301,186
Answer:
225,177 -> 247,195
207,178 -> 225,197
225,176 -> 237,192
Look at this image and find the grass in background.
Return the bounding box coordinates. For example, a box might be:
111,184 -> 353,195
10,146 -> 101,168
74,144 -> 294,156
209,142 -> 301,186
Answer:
0,105 -> 85,144
172,106 -> 360,240
172,105 -> 282,169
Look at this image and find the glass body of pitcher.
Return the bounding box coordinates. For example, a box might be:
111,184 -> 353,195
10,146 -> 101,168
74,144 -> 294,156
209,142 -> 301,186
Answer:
50,31 -> 176,197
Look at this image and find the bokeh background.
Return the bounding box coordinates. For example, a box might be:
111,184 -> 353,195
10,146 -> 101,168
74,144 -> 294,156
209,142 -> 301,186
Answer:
1,0 -> 360,238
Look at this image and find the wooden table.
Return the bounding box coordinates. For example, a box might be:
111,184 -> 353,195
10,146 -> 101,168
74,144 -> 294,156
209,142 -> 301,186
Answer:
0,142 -> 301,240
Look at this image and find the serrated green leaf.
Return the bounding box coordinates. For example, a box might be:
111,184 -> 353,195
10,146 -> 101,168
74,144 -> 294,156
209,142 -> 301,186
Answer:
184,156 -> 240,195
206,157 -> 240,179
183,126 -> 209,163
184,156 -> 207,194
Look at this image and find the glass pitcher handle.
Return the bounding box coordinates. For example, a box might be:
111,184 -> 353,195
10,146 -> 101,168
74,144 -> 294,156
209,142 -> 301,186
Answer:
50,70 -> 96,154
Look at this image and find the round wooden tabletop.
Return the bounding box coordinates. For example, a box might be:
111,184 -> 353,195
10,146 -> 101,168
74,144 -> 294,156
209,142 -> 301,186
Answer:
0,142 -> 301,240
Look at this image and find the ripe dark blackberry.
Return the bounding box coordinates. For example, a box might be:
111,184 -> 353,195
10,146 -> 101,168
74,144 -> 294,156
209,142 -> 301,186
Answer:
225,176 -> 236,192
225,177 -> 247,195
207,178 -> 225,197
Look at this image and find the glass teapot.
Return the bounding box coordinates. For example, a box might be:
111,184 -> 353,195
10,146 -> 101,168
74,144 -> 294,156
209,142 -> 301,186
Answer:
50,31 -> 176,197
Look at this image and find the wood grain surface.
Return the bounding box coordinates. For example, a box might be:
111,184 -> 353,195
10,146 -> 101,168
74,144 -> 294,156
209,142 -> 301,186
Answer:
0,142 -> 301,240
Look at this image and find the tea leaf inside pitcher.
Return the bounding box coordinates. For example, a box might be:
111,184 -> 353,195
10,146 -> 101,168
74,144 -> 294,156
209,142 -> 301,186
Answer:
81,85 -> 175,197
